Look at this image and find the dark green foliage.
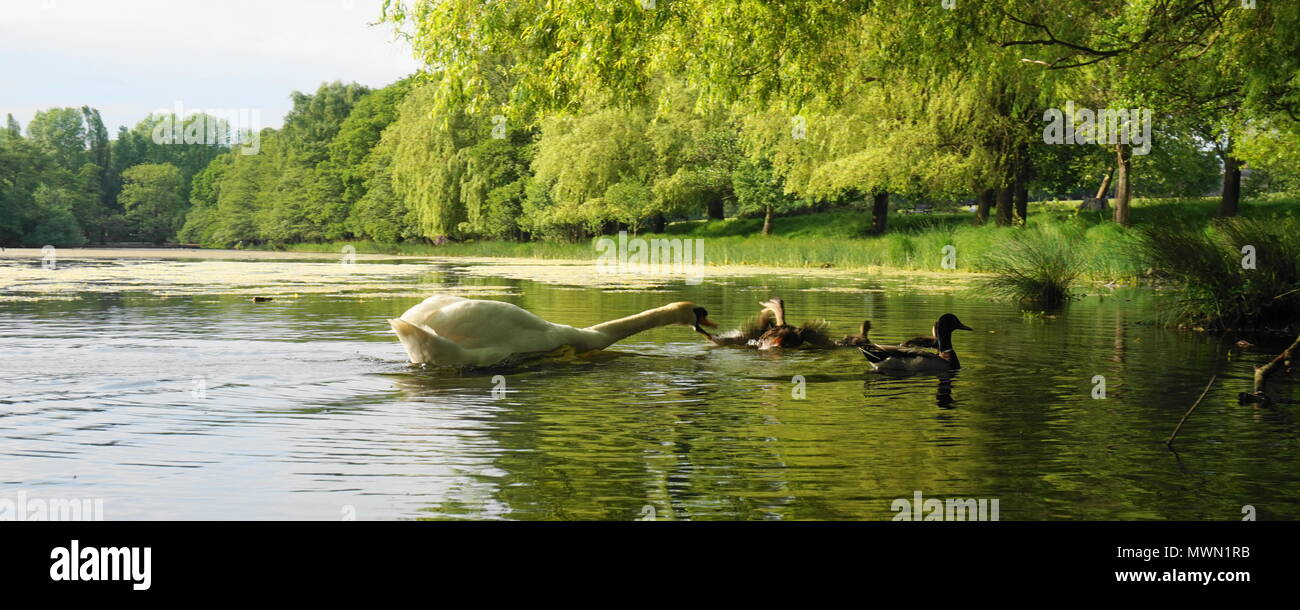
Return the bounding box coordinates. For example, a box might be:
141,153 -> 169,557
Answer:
1136,217 -> 1300,332
28,185 -> 87,246
459,136 -> 531,239
733,158 -> 800,219
118,163 -> 186,243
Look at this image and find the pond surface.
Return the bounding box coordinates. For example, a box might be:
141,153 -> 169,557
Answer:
1,249 -> 1296,520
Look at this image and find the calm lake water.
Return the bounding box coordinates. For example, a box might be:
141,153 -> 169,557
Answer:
1,249 -> 1296,520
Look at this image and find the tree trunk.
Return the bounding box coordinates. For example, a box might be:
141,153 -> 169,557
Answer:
996,184 -> 1014,226
1015,185 -> 1028,226
1095,166 -> 1114,200
1219,155 -> 1242,218
761,204 -> 773,235
975,189 -> 994,225
870,190 -> 889,234
1113,144 -> 1132,226
651,213 -> 666,233
1013,143 -> 1030,226
707,197 -> 725,220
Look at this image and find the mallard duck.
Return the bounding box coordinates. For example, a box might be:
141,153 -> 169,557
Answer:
702,307 -> 777,346
859,313 -> 972,372
754,298 -> 834,350
389,296 -> 717,367
837,320 -> 874,347
899,334 -> 939,349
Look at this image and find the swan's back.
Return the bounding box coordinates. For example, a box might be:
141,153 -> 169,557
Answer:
420,299 -> 568,346
394,296 -> 591,365
398,295 -> 469,327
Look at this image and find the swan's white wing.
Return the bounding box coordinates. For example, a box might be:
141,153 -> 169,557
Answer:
412,299 -> 587,352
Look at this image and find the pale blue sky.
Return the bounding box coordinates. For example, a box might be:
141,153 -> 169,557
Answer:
0,0 -> 422,136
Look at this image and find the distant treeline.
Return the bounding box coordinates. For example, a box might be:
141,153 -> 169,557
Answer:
3,71 -> 1298,248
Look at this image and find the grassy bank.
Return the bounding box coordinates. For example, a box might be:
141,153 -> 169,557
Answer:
276,195 -> 1300,281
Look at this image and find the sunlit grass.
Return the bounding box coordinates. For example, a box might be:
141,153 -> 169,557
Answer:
978,225 -> 1086,308
272,196 -> 1300,287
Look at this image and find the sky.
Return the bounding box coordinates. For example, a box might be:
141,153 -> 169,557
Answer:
0,0 -> 423,136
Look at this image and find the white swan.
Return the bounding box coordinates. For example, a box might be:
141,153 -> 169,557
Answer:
389,295 -> 717,367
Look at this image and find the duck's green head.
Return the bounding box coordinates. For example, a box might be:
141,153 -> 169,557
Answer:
937,313 -> 972,332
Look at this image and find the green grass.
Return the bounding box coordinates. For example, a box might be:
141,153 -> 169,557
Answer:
270,195 -> 1300,285
979,224 -> 1086,308
1134,215 -> 1300,332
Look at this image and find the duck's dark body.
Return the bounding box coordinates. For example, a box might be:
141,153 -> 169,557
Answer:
859,313 -> 972,372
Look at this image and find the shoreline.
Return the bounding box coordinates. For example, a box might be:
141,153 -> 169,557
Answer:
0,246 -> 993,280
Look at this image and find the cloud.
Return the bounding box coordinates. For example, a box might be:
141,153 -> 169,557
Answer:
0,0 -> 422,134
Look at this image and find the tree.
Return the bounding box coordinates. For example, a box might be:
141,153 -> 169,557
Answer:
205,130 -> 281,247
177,158 -> 225,245
27,108 -> 87,171
732,157 -> 799,236
82,107 -> 112,207
128,113 -> 231,199
526,107 -> 656,239
28,185 -> 87,246
325,78 -> 413,206
281,81 -> 372,166
118,163 -> 186,243
3,114 -> 20,141
386,83 -> 475,240
258,81 -> 372,241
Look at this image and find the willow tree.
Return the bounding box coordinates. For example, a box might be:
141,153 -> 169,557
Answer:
1114,3 -> 1300,217
982,1 -> 1299,220
385,83 -> 475,239
382,0 -> 1298,230
525,107 -> 657,238
738,77 -> 998,234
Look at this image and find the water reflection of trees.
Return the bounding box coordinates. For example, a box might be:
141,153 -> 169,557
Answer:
383,281 -> 1299,521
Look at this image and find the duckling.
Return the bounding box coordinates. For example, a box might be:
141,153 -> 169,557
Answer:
837,320 -> 875,347
859,313 -> 972,372
754,298 -> 834,350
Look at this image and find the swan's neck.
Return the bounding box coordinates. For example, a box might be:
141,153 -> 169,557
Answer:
583,306 -> 683,349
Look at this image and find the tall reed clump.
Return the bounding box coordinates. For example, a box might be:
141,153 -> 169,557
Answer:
977,225 -> 1085,308
1135,217 -> 1300,332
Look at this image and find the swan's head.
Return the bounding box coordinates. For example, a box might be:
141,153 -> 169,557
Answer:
667,301 -> 716,333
